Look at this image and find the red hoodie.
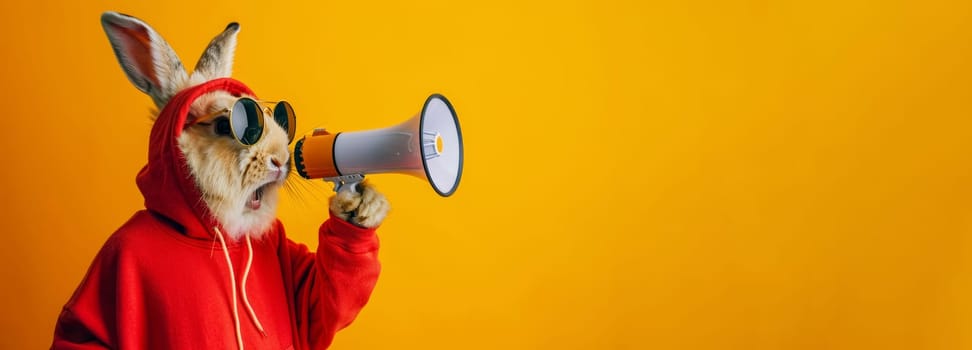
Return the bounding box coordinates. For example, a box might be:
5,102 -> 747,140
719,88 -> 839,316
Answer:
52,78 -> 380,350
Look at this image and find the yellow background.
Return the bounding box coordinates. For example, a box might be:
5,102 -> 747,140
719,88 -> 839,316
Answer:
2,0 -> 972,349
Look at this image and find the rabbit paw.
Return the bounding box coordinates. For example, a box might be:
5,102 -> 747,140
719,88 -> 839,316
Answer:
329,181 -> 390,228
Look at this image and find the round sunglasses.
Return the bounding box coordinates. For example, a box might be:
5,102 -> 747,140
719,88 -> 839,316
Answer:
187,97 -> 296,145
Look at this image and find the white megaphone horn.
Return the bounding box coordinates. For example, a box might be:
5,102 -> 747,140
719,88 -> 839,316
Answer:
293,94 -> 463,197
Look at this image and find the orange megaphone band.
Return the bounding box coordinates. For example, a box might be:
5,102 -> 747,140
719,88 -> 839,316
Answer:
293,129 -> 341,179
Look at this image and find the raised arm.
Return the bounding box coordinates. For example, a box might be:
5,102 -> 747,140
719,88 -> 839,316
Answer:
284,182 -> 388,349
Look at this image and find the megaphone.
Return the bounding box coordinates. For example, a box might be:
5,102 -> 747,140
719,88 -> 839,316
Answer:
293,94 -> 463,197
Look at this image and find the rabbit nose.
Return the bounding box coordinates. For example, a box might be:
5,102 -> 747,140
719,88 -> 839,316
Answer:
268,157 -> 282,170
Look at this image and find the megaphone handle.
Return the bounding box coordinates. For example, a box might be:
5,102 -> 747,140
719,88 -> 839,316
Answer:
324,174 -> 366,193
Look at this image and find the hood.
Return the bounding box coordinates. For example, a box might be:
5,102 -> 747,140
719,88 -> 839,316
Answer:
136,78 -> 256,241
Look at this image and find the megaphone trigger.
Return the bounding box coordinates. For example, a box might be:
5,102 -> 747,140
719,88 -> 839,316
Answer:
324,173 -> 365,193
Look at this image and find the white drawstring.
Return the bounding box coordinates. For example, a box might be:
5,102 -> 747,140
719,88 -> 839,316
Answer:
214,227 -> 266,350
213,227 -> 244,350
241,235 -> 266,336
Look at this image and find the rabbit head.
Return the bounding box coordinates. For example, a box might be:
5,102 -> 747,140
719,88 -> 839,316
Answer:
101,12 -> 290,240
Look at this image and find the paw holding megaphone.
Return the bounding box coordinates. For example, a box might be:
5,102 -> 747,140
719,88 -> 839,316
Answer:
329,180 -> 390,228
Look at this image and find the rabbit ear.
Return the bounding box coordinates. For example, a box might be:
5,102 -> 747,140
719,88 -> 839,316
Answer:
190,22 -> 240,83
101,12 -> 188,108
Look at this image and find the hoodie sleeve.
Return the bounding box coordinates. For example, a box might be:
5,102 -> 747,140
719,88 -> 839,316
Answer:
284,211 -> 381,349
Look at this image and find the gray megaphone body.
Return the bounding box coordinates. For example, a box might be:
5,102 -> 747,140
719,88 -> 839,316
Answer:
293,94 -> 463,196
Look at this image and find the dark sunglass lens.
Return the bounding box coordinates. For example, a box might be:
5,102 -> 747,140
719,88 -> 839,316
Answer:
233,98 -> 264,145
274,102 -> 296,142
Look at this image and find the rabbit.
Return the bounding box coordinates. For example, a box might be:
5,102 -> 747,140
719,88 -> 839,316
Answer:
101,12 -> 389,239
52,12 -> 391,350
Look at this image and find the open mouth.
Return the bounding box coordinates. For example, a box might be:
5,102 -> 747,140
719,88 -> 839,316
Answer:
247,183 -> 271,210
